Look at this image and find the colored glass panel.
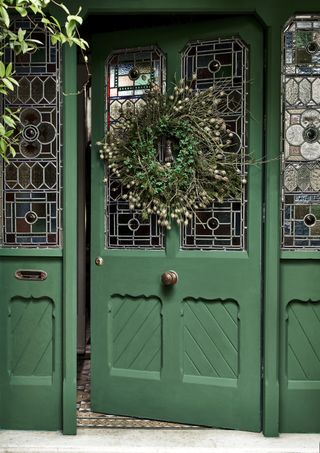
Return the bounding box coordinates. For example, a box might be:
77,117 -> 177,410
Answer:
181,38 -> 248,250
0,19 -> 61,247
282,16 -> 320,249
105,47 -> 166,249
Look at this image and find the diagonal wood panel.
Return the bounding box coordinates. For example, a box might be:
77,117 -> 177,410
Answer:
287,300 -> 320,380
111,295 -> 162,372
9,297 -> 54,377
183,298 -> 239,378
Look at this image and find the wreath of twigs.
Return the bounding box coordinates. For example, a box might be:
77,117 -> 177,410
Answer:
98,79 -> 245,229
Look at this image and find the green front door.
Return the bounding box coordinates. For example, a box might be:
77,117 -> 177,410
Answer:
91,15 -> 263,431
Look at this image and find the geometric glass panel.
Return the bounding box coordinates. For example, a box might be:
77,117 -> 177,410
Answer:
181,38 -> 248,250
105,47 -> 166,249
0,19 -> 61,247
282,16 -> 320,249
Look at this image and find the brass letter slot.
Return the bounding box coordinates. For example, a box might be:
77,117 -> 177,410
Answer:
15,269 -> 47,281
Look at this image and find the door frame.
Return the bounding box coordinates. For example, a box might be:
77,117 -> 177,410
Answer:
64,0 -> 320,436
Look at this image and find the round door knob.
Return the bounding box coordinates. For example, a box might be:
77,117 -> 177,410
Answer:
95,256 -> 104,266
161,270 -> 178,286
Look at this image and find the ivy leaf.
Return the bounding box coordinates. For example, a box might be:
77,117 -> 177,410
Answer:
67,14 -> 83,26
7,76 -> 19,86
5,62 -> 12,76
15,6 -> 28,17
49,15 -> 62,32
9,145 -> 16,157
0,137 -> 7,153
2,77 -> 14,91
0,6 -> 10,27
0,61 -> 5,77
59,3 -> 70,15
2,115 -> 16,128
17,27 -> 26,42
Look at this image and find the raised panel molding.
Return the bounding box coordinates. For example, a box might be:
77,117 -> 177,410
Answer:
182,298 -> 239,379
8,296 -> 55,381
286,299 -> 320,380
110,294 -> 162,372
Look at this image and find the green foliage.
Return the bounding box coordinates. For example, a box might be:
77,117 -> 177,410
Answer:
0,0 -> 88,161
98,80 -> 245,229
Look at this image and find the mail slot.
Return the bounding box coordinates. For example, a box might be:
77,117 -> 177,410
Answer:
15,269 -> 47,281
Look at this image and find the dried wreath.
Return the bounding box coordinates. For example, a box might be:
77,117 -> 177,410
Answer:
98,79 -> 245,229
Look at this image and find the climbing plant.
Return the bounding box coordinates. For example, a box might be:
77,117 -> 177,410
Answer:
0,0 -> 88,161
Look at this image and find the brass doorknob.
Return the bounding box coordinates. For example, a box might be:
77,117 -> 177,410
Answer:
161,270 -> 178,286
95,256 -> 104,266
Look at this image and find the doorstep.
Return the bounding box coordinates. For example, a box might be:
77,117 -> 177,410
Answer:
0,429 -> 319,453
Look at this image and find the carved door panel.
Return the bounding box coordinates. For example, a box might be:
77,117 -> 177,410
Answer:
91,16 -> 264,431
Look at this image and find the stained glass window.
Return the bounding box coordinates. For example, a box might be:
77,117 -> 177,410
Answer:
181,38 -> 248,250
282,16 -> 320,249
0,19 -> 61,247
105,47 -> 166,249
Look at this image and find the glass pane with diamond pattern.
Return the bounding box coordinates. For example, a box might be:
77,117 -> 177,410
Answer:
105,47 -> 166,249
282,16 -> 320,249
0,19 -> 61,247
181,38 -> 248,250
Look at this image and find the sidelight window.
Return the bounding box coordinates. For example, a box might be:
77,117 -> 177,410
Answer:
282,16 -> 320,249
0,19 -> 62,247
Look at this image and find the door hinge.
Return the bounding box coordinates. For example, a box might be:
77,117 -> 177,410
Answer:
262,202 -> 266,223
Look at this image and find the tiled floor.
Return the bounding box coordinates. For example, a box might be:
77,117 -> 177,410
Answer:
77,356 -> 200,429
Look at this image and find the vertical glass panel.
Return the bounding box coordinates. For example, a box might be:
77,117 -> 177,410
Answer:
282,16 -> 320,249
105,47 -> 166,249
0,19 -> 61,247
181,38 -> 248,250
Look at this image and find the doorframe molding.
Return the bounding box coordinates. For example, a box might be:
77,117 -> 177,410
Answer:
62,44 -> 78,435
63,0 -> 320,436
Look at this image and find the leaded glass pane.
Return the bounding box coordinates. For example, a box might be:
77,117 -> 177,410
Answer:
181,38 -> 248,250
105,47 -> 166,249
0,19 -> 61,247
282,16 -> 320,249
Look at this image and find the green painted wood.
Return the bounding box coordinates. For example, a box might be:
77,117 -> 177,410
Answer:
262,23 -> 281,438
281,251 -> 320,260
91,15 -> 263,431
0,0 -> 316,435
66,0 -> 320,435
280,262 -> 320,433
0,257 -> 62,430
62,45 -> 78,435
0,249 -> 63,257
67,0 -> 320,24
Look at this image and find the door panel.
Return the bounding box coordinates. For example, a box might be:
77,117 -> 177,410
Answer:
280,261 -> 320,432
0,257 -> 62,430
91,16 -> 263,431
